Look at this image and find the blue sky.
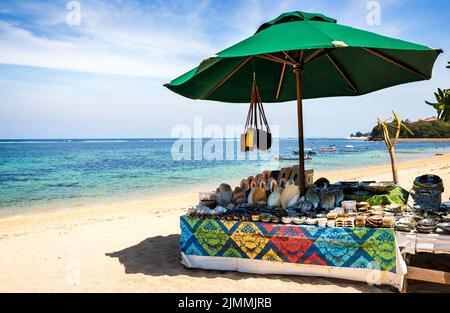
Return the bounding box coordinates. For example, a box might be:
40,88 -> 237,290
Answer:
0,0 -> 449,139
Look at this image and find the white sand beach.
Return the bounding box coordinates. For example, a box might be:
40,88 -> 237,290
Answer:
0,154 -> 449,293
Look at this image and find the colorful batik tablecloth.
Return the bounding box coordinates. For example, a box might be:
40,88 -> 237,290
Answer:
180,216 -> 407,290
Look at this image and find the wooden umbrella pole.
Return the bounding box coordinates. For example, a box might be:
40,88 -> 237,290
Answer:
294,61 -> 306,195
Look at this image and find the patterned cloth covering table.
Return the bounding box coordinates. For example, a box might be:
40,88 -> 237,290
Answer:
180,216 -> 407,290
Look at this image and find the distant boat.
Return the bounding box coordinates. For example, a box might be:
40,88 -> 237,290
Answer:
319,145 -> 338,153
345,136 -> 369,141
341,145 -> 360,152
292,148 -> 317,156
273,155 -> 312,161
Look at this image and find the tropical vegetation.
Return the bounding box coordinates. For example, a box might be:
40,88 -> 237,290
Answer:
425,61 -> 450,122
370,118 -> 450,139
350,131 -> 370,138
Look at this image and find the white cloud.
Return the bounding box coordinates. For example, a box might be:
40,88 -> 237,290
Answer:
0,0 -> 431,79
0,0 -> 221,79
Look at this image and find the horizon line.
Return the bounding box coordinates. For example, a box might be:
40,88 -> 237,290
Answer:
0,136 -> 355,141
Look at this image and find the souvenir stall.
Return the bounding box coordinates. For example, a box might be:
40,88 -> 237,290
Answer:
179,172 -> 449,291
164,11 -> 445,291
179,171 -> 410,290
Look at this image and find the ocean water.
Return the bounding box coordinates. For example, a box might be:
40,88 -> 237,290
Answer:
0,138 -> 449,213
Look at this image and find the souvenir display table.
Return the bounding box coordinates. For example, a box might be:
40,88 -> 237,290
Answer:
180,216 -> 407,290
179,173 -> 447,291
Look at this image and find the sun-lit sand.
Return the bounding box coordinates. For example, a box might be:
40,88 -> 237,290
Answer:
0,154 -> 449,292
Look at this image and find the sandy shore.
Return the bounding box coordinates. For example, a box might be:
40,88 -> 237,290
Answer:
0,154 -> 449,292
396,138 -> 450,142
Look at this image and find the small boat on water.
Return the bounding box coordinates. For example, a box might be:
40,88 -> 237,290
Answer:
273,155 -> 312,161
341,145 -> 360,152
319,145 -> 338,153
292,149 -> 317,156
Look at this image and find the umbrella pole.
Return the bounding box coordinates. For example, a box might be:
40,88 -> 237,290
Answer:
294,63 -> 306,195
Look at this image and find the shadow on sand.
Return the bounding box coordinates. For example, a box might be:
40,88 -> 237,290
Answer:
106,234 -> 395,292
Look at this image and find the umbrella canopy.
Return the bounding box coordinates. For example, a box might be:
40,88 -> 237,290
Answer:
164,11 -> 442,194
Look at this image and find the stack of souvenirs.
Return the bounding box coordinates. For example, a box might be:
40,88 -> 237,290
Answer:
186,172 -> 449,233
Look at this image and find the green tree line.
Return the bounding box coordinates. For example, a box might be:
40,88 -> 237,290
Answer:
370,119 -> 450,139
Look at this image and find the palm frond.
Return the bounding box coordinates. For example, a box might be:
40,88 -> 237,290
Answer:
400,121 -> 414,135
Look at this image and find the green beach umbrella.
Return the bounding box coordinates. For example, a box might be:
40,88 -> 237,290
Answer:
164,11 -> 442,194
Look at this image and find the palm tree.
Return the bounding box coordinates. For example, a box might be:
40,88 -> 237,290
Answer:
425,88 -> 450,122
377,111 -> 413,184
425,62 -> 450,122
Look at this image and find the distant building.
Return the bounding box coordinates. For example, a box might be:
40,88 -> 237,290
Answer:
419,116 -> 438,122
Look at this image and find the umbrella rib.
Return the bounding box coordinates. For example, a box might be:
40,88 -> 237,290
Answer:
363,48 -> 428,80
303,49 -> 322,63
304,49 -> 336,65
276,63 -> 287,100
325,54 -> 359,94
256,54 -> 294,65
298,50 -> 304,63
266,53 -> 295,65
203,56 -> 253,99
283,51 -> 296,64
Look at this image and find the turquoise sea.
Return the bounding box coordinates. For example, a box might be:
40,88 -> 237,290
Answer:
0,138 -> 449,213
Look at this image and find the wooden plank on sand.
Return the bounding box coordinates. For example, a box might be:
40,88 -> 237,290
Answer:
406,266 -> 450,285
